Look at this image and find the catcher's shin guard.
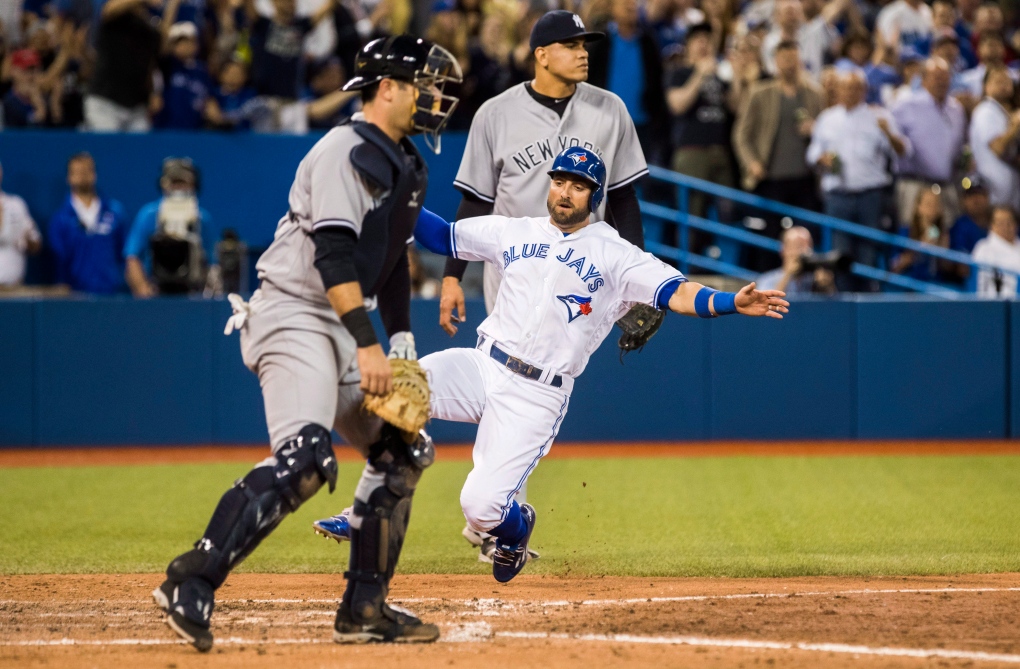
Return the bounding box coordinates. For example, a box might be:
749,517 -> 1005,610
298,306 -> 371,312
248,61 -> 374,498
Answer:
160,424 -> 337,646
342,426 -> 434,627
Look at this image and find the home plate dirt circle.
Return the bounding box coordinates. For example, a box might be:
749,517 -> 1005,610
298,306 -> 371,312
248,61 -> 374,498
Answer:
2,573 -> 1019,668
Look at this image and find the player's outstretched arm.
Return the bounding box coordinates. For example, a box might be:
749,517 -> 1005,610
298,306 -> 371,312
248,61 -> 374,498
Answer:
668,281 -> 789,319
414,208 -> 454,257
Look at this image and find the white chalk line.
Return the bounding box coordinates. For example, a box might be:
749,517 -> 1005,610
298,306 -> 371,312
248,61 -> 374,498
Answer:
531,586 -> 1020,608
4,585 -> 1018,610
498,632 -> 1020,664
0,637 -> 328,647
4,627 -> 1020,664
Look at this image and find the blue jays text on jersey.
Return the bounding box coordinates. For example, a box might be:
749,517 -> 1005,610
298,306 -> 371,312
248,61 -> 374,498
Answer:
511,136 -> 605,175
502,243 -> 603,292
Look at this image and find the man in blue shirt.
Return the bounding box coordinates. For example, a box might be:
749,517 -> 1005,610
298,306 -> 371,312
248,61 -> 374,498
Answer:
950,175 -> 990,253
49,153 -> 130,295
155,22 -> 212,129
587,0 -> 668,165
206,59 -> 258,130
124,158 -> 214,297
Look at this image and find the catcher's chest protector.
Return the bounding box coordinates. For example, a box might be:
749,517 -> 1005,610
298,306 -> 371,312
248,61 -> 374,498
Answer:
348,121 -> 429,298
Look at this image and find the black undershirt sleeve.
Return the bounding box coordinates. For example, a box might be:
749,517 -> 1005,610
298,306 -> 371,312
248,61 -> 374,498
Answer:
606,183 -> 645,251
312,226 -> 360,289
376,246 -> 412,337
442,191 -> 496,280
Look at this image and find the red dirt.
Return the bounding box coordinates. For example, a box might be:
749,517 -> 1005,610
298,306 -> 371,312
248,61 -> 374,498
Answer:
2,440 -> 1019,468
3,573 -> 1019,668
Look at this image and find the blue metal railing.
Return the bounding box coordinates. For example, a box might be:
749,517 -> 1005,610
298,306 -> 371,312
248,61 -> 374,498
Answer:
639,202 -> 965,297
642,165 -> 1017,295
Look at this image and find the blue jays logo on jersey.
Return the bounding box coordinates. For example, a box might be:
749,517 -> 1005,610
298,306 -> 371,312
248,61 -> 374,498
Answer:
557,294 -> 593,323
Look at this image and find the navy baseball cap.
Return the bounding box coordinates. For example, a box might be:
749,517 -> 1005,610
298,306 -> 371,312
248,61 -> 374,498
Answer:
530,10 -> 604,51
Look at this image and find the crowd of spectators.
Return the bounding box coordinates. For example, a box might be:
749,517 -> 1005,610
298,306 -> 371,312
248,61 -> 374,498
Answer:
0,154 -> 220,295
1,0 -> 1020,293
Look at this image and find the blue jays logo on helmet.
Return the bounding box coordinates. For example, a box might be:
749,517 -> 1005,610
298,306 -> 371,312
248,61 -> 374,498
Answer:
557,294 -> 593,323
547,147 -> 606,211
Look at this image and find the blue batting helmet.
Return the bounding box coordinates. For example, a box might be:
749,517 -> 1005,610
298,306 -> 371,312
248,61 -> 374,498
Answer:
547,146 -> 606,211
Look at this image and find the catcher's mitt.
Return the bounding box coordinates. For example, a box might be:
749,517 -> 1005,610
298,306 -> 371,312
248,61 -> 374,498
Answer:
616,303 -> 665,361
362,358 -> 431,434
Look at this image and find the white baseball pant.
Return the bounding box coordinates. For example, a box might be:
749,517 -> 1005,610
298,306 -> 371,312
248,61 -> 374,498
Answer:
420,342 -> 571,532
481,261 -> 531,505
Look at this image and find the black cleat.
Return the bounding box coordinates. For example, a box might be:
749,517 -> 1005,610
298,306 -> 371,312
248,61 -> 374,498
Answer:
152,579 -> 175,613
166,610 -> 214,652
163,578 -> 215,652
333,602 -> 440,644
492,503 -> 536,583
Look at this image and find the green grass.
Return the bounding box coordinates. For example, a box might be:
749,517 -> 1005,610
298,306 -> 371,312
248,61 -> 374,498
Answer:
2,455 -> 1019,577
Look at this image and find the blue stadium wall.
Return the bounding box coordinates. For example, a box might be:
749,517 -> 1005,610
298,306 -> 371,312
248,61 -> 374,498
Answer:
0,130 -> 468,253
0,131 -> 1015,445
0,297 -> 1015,446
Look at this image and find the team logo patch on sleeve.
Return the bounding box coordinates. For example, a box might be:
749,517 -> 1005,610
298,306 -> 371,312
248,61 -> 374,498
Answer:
557,294 -> 593,322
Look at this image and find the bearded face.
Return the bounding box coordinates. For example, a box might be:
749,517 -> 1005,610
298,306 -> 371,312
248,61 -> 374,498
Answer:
546,175 -> 593,228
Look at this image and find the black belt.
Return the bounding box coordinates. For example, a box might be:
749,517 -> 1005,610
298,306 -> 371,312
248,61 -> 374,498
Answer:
488,342 -> 562,388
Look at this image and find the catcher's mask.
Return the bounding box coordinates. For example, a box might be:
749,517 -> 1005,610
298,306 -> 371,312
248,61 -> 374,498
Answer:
343,35 -> 463,154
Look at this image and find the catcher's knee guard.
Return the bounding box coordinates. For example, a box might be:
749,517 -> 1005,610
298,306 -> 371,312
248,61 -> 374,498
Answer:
344,425 -> 434,622
167,424 -> 337,592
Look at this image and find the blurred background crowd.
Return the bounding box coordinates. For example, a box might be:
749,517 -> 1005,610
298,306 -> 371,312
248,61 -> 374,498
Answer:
1,0 -> 1019,295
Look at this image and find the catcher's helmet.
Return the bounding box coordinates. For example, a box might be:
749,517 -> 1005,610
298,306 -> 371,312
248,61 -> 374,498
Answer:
547,146 -> 606,210
342,35 -> 463,153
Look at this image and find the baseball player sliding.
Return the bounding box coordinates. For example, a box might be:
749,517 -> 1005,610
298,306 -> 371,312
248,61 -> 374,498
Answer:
314,10 -> 664,561
152,35 -> 462,651
413,147 -> 788,582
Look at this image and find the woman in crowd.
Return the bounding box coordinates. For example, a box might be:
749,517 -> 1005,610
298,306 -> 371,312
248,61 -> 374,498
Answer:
891,186 -> 953,283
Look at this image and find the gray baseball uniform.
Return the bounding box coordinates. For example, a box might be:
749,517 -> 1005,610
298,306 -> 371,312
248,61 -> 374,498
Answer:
454,82 -> 648,310
239,124 -> 385,454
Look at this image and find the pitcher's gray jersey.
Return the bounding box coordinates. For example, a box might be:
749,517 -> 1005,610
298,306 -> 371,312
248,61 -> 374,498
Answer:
256,125 -> 379,309
453,82 -> 648,221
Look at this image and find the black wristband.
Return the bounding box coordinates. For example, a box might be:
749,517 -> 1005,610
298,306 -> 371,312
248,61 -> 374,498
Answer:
340,306 -> 378,348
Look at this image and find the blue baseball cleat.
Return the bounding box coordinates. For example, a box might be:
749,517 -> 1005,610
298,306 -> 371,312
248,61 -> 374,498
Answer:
314,508 -> 353,543
492,503 -> 536,583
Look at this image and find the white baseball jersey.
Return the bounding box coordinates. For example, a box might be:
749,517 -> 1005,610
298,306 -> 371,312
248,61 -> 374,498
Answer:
450,214 -> 685,379
453,83 -> 648,222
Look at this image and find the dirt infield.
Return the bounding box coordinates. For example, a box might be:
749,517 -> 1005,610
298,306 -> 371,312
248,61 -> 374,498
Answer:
2,573 -> 1019,668
3,440 -> 1020,468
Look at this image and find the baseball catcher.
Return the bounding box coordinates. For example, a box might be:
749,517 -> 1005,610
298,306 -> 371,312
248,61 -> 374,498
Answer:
153,35 -> 460,651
